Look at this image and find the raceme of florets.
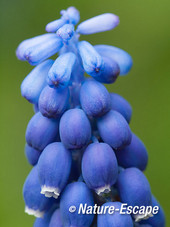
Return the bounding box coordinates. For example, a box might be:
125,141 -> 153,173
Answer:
16,6 -> 165,227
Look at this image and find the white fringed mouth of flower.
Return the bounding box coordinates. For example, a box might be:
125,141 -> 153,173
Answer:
41,185 -> 60,199
134,212 -> 153,222
25,206 -> 44,218
95,185 -> 111,196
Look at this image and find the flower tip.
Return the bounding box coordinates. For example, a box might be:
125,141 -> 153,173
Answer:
41,185 -> 60,199
25,206 -> 44,218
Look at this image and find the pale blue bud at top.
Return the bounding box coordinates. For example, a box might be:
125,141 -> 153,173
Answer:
47,52 -> 76,88
57,24 -> 74,41
46,18 -> 67,33
82,142 -> 118,195
140,195 -> 166,227
77,13 -> 119,35
97,110 -> 132,149
25,35 -> 63,65
97,202 -> 133,227
80,79 -> 111,117
25,143 -> 41,166
78,41 -> 104,78
21,60 -> 54,104
23,167 -> 54,218
49,209 -> 63,227
60,182 -> 94,227
38,86 -> 69,118
95,45 -> 133,75
110,93 -> 132,123
26,112 -> 59,151
16,34 -> 55,61
61,6 -> 80,25
37,142 -> 72,199
94,55 -> 120,84
59,108 -> 91,149
117,167 -> 152,221
115,133 -> 148,171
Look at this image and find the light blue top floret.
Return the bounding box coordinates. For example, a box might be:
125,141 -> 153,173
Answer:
16,6 -> 133,95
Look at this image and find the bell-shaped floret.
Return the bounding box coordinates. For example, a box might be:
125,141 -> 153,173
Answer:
59,109 -> 91,149
47,52 -> 76,88
25,144 -> 41,166
110,93 -> 132,123
21,60 -> 53,104
115,133 -> 148,171
82,142 -> 118,195
116,167 -> 152,222
97,110 -> 132,149
77,13 -> 119,35
46,18 -> 67,33
78,41 -> 104,78
24,35 -> 63,65
26,112 -> 59,151
80,79 -> 111,117
140,195 -> 166,227
57,24 -> 74,42
95,45 -> 133,75
61,6 -> 80,25
60,182 -> 94,227
38,86 -> 69,118
97,202 -> 133,227
49,208 -> 63,227
37,142 -> 72,199
23,167 -> 54,218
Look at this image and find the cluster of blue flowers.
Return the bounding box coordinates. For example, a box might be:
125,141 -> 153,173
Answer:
16,6 -> 165,227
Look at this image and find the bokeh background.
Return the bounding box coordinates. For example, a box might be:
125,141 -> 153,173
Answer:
0,0 -> 170,226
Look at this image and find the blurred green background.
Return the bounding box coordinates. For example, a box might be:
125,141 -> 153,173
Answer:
0,0 -> 170,226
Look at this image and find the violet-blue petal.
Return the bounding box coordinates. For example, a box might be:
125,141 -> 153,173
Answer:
59,109 -> 91,150
115,133 -> 148,171
77,13 -> 119,35
34,205 -> 57,227
80,79 -> 111,117
37,142 -> 72,199
97,110 -> 132,149
82,142 -> 118,195
25,143 -> 41,166
47,52 -> 76,88
38,86 -> 69,118
46,18 -> 67,33
116,167 -> 152,221
140,195 -> 166,227
110,93 -> 132,123
26,112 -> 59,151
25,35 -> 63,65
49,208 -> 63,227
21,59 -> 54,104
78,41 -> 104,78
61,6 -> 80,25
93,55 -> 120,84
95,45 -> 133,75
57,24 -> 74,41
23,166 -> 55,218
97,202 -> 133,227
60,182 -> 94,227
16,34 -> 56,61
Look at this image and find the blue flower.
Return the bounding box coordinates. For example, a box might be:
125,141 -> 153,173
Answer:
37,142 -> 72,199
97,202 -> 133,227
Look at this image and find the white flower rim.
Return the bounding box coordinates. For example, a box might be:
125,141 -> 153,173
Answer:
25,206 -> 44,218
95,185 -> 111,196
134,212 -> 153,222
41,185 -> 60,199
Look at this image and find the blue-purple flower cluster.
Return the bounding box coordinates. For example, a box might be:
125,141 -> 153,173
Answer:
17,6 -> 165,227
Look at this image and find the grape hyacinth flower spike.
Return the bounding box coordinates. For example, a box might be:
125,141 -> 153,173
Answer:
16,6 -> 165,227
